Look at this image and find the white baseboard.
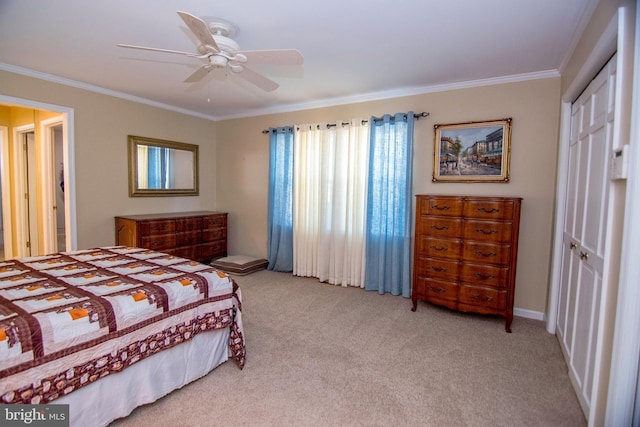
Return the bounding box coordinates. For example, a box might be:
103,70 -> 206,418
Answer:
514,307 -> 545,321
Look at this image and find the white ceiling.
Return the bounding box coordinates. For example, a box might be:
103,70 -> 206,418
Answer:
0,0 -> 596,120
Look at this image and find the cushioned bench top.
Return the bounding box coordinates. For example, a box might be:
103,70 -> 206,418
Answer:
211,255 -> 268,275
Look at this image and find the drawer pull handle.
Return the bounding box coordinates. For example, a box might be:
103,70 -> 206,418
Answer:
432,204 -> 450,211
428,286 -> 446,293
476,228 -> 498,235
474,273 -> 495,280
430,245 -> 448,252
570,242 -> 577,250
580,251 -> 589,260
471,294 -> 493,302
475,250 -> 496,257
478,207 -> 499,213
431,225 -> 449,230
430,266 -> 446,272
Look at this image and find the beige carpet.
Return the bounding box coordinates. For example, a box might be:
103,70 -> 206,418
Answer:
110,270 -> 586,427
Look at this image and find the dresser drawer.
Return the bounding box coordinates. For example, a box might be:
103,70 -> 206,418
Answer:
418,217 -> 463,239
176,217 -> 203,232
462,241 -> 511,265
140,233 -> 176,251
460,263 -> 509,289
414,276 -> 459,302
174,245 -> 201,262
201,241 -> 227,260
415,257 -> 460,281
459,285 -> 506,311
176,231 -> 201,246
463,199 -> 515,220
419,197 -> 464,217
139,220 -> 176,235
418,237 -> 462,260
463,219 -> 513,243
203,214 -> 227,228
202,227 -> 227,243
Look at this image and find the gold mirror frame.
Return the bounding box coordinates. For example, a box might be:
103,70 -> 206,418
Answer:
128,135 -> 199,197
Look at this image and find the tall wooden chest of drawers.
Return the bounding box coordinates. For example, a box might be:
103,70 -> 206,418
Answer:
115,211 -> 227,264
412,195 -> 522,332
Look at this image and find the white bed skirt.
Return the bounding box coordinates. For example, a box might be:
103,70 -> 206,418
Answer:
56,327 -> 231,427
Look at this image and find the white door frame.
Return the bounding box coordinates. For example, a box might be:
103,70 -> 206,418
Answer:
40,115 -> 64,254
0,95 -> 77,253
0,126 -> 13,259
547,6 -> 638,424
605,3 -> 640,425
12,124 -> 34,257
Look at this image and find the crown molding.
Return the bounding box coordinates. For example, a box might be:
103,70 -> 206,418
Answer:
1,62 -> 558,122
216,69 -> 560,120
557,0 -> 601,74
0,62 -> 218,121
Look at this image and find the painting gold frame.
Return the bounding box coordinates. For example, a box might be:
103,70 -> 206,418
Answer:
433,118 -> 512,183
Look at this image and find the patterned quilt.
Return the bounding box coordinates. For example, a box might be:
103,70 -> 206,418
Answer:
0,246 -> 245,404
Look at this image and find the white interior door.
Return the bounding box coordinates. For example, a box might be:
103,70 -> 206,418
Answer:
40,117 -> 65,254
12,125 -> 33,258
556,54 -> 616,418
25,131 -> 38,255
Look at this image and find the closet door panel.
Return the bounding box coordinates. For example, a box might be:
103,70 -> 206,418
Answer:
556,54 -> 615,419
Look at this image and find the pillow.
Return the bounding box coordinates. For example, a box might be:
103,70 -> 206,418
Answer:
210,255 -> 268,275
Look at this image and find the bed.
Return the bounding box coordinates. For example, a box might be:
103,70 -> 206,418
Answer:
0,246 -> 245,426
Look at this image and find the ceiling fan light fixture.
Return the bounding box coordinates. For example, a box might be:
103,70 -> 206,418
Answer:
211,34 -> 239,55
209,55 -> 228,67
118,11 -> 302,91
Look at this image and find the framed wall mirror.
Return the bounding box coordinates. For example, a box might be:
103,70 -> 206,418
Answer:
128,135 -> 199,197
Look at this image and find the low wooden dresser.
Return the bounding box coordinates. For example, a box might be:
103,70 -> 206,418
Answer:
411,195 -> 522,332
115,211 -> 227,264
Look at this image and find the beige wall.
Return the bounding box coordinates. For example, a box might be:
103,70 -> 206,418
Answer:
0,70 -> 218,250
217,78 -> 562,314
0,39 -> 587,318
0,68 -> 565,316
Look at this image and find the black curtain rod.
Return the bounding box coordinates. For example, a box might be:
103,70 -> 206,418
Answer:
261,112 -> 429,134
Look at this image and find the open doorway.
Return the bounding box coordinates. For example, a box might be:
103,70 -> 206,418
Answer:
0,96 -> 76,260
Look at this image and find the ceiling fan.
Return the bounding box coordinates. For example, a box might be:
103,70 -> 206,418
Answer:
117,11 -> 303,92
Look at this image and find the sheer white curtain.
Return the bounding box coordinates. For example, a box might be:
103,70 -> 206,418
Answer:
293,120 -> 369,287
137,145 -> 149,189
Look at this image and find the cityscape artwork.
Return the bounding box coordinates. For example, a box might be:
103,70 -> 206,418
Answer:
432,118 -> 512,182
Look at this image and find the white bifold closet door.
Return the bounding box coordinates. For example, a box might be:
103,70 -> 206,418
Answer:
556,54 -> 616,418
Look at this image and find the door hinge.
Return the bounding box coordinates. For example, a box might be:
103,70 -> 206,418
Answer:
26,241 -> 30,248
24,193 -> 29,200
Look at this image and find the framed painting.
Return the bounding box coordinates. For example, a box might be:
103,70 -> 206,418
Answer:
433,118 -> 512,183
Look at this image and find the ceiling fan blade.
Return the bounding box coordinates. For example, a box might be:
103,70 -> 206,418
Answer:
177,11 -> 219,52
234,66 -> 279,92
239,49 -> 304,65
117,44 -> 204,57
184,65 -> 212,83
